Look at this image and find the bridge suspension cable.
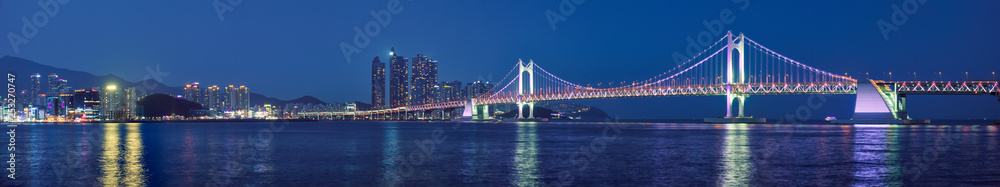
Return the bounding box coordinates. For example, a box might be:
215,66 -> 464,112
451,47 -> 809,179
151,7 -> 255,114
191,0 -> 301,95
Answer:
476,32 -> 860,105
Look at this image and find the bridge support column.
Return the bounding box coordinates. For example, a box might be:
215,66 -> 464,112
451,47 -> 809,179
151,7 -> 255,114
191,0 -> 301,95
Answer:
528,102 -> 535,119
737,95 -> 746,118
897,94 -> 907,119
517,103 -> 524,119
474,105 -> 490,120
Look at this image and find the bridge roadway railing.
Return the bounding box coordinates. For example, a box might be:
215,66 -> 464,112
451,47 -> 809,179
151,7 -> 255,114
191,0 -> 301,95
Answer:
879,80 -> 998,95
475,81 -> 858,105
296,81 -> 860,118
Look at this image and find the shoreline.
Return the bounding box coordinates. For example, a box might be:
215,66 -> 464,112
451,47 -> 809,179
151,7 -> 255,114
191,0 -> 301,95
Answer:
8,119 -> 318,124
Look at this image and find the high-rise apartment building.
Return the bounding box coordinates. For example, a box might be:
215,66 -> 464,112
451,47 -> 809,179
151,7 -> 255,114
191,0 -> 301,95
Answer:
73,88 -> 101,119
466,81 -> 495,99
388,47 -> 409,108
236,85 -> 249,111
47,73 -> 59,94
371,56 -> 386,109
435,81 -> 464,102
410,54 -> 437,105
184,82 -> 202,106
205,85 -> 221,111
222,85 -> 250,112
100,85 -> 136,120
30,73 -> 41,106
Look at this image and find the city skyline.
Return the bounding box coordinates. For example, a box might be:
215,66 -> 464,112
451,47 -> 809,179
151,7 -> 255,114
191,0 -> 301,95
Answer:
2,1 -> 999,186
0,69 -> 262,121
1,1 -> 999,119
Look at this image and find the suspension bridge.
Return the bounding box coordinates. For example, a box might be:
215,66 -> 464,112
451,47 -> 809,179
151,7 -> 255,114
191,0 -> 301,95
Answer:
301,31 -> 999,124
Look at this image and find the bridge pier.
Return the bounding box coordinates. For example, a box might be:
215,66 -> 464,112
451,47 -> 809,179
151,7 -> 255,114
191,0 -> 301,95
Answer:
461,99 -> 492,121
474,105 -> 490,120
725,94 -> 748,118
832,80 -> 929,124
517,102 -> 535,119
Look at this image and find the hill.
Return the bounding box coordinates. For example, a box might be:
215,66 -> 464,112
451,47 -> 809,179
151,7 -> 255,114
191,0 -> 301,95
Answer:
137,94 -> 204,117
286,95 -> 328,105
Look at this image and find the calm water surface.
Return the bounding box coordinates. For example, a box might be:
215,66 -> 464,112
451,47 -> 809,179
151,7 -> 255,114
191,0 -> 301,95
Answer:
3,121 -> 999,186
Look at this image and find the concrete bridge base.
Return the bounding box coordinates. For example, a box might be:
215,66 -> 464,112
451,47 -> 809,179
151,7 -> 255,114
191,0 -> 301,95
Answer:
830,119 -> 930,124
704,117 -> 765,123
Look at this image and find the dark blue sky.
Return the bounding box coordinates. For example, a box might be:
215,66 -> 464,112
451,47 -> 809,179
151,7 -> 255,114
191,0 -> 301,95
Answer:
2,0 -> 998,119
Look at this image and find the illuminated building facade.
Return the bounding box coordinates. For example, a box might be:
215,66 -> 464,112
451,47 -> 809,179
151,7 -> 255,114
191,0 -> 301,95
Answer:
371,56 -> 386,109
221,85 -> 250,112
205,85 -> 221,111
183,82 -> 202,107
466,81 -> 494,99
100,86 -> 136,120
388,47 -> 409,108
30,73 -> 41,106
73,88 -> 101,119
435,81 -> 464,102
410,54 -> 437,105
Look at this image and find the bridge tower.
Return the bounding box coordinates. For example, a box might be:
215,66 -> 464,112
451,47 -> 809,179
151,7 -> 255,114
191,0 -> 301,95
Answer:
517,59 -> 536,119
725,31 -> 748,118
707,31 -> 764,123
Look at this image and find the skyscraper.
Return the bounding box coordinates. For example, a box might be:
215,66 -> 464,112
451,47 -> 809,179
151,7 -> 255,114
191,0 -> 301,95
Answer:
47,73 -> 61,94
388,47 -> 409,108
435,81 -> 463,102
371,56 -> 386,109
100,85 -> 136,120
73,88 -> 100,119
409,54 -> 438,105
206,85 -> 221,111
237,85 -> 249,112
222,85 -> 250,112
225,85 -> 236,111
184,82 -> 202,106
466,81 -> 495,99
58,79 -> 70,93
30,73 -> 41,106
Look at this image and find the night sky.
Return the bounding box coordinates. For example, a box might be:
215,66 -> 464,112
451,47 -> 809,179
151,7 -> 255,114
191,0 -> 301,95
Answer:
1,0 -> 998,119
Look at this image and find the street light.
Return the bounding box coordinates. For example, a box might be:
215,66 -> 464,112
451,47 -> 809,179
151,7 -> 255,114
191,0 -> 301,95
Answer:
889,72 -> 892,81
938,72 -> 942,81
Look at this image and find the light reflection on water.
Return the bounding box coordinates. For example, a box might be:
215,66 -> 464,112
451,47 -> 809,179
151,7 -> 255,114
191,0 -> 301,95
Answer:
380,122 -> 401,185
7,121 -> 999,186
99,123 -> 147,186
124,123 -> 146,186
513,123 -> 539,186
850,124 -> 902,186
719,123 -> 753,186
98,123 -> 121,185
